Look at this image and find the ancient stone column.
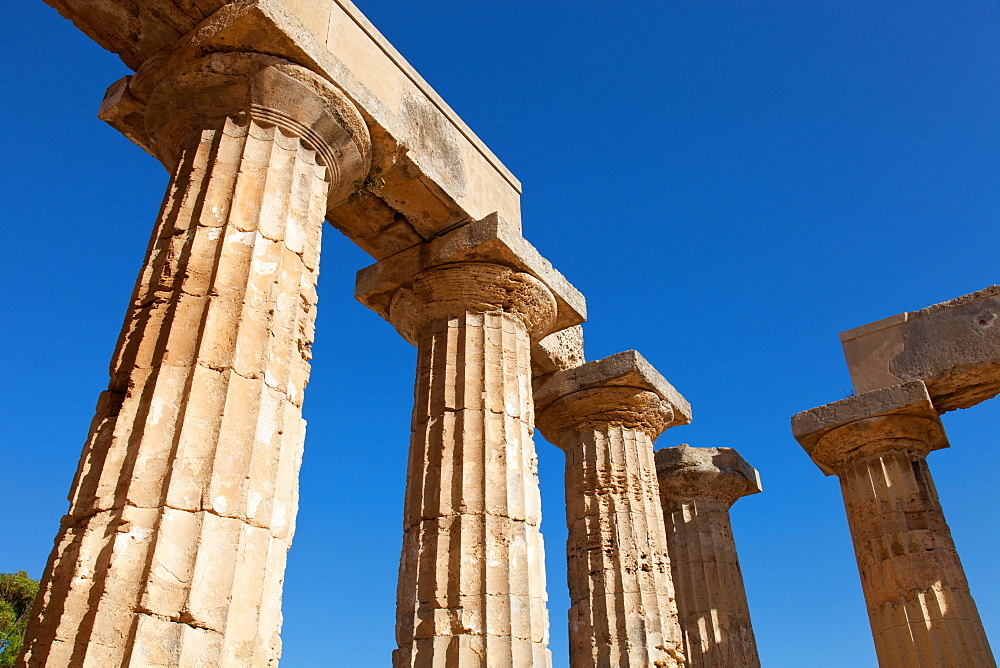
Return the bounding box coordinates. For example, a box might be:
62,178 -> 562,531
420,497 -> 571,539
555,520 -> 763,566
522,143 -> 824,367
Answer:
356,216 -> 586,666
21,52 -> 370,667
535,351 -> 690,667
655,445 -> 762,668
793,381 -> 995,668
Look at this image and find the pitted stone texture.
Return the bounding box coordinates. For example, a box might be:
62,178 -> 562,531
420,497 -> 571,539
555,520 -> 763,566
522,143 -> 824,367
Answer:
655,445 -> 762,504
532,325 -> 585,375
536,354 -> 688,667
655,445 -> 761,668
840,286 -> 1000,411
388,264 -> 553,667
793,392 -> 994,667
21,55 -> 369,668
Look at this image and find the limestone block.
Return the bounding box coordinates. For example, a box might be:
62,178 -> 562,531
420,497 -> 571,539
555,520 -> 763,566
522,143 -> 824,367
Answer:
42,0 -> 220,70
531,325 -> 585,377
840,285 -> 1000,411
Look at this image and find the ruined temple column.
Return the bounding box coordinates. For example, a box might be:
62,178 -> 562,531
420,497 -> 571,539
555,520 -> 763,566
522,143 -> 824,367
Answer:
534,350 -> 689,667
793,381 -> 995,668
655,445 -> 762,668
22,52 -> 371,667
356,217 -> 586,666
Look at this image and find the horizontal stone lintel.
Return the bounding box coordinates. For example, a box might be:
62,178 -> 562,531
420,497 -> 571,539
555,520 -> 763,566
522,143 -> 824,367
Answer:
355,214 -> 586,335
534,350 -> 690,423
791,380 -> 948,474
840,285 -> 1000,412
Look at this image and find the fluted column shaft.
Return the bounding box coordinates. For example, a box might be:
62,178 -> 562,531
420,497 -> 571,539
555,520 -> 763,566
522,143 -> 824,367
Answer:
390,262 -> 555,667
540,390 -> 684,668
565,423 -> 681,668
21,53 -> 370,667
656,446 -> 760,668
822,417 -> 994,668
659,498 -> 756,668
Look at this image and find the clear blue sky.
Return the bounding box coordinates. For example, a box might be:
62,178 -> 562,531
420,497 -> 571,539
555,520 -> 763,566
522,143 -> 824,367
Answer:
2,1 -> 998,666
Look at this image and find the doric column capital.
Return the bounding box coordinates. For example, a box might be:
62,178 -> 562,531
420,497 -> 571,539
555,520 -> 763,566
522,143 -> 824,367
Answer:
538,386 -> 674,443
356,214 -> 586,345
535,350 -> 691,445
655,445 -> 762,507
389,261 -> 557,342
102,51 -> 372,204
792,380 -> 948,475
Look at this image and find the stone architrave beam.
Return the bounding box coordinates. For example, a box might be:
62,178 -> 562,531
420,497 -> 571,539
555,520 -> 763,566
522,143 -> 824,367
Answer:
840,286 -> 1000,412
62,0 -> 525,261
655,445 -> 762,668
792,382 -> 995,667
355,219 -> 584,665
535,351 -> 690,667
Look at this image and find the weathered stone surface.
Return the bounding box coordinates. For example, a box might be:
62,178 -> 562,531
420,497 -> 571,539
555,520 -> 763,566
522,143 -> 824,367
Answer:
535,350 -> 690,425
791,381 -> 947,475
356,213 -> 586,342
840,286 -> 1000,411
530,325 -> 585,394
536,353 -> 688,667
69,0 -> 524,258
359,258 -> 561,666
655,445 -> 761,668
531,325 -> 585,378
655,445 -> 761,500
42,0 -> 223,70
21,52 -> 369,667
792,386 -> 995,667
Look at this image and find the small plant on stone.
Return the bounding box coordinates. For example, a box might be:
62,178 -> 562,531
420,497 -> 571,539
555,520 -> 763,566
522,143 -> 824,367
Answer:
349,167 -> 386,202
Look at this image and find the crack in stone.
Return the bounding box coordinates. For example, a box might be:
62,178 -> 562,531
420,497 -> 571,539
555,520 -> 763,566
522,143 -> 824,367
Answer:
133,606 -> 221,635
63,502 -> 288,540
